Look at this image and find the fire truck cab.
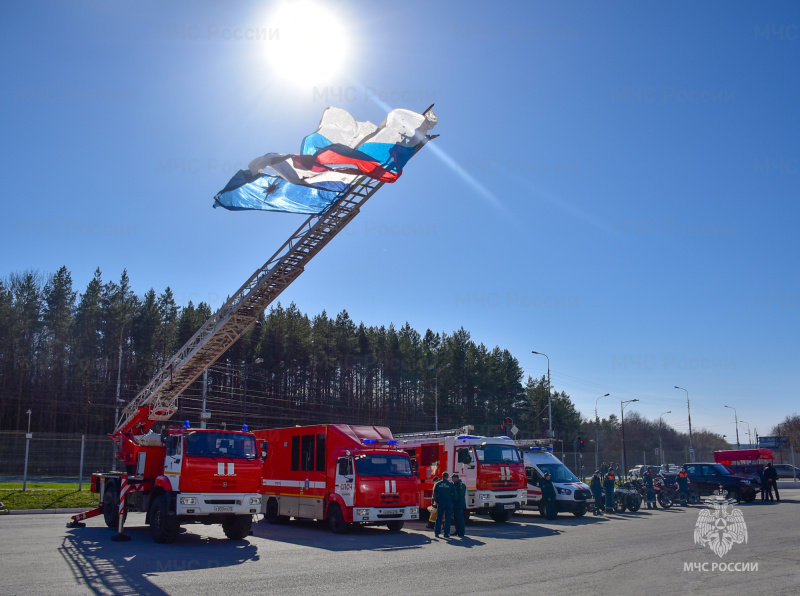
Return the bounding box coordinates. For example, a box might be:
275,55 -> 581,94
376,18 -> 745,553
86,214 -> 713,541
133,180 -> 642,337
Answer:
256,424 -> 420,533
396,429 -> 527,522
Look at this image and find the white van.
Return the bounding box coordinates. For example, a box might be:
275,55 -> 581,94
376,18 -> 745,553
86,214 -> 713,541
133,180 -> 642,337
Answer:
520,446 -> 594,517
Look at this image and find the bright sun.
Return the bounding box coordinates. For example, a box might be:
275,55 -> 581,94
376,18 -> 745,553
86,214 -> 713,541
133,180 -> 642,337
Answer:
266,1 -> 350,87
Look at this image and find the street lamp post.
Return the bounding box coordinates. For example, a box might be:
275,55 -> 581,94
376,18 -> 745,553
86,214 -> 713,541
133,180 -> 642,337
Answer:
531,351 -> 552,438
674,386 -> 695,462
595,393 -> 609,471
23,409 -> 32,491
242,358 -> 264,427
740,420 -> 752,446
113,311 -> 139,472
621,399 -> 639,480
724,405 -> 740,449
434,363 -> 451,431
659,411 -> 671,466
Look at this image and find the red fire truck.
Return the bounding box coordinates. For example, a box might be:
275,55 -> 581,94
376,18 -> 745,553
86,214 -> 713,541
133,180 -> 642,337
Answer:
255,424 -> 420,533
395,427 -> 527,522
68,413 -> 263,543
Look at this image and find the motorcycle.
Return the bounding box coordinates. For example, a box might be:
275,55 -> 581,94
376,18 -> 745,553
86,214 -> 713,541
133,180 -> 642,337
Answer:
633,477 -> 673,509
600,481 -> 641,513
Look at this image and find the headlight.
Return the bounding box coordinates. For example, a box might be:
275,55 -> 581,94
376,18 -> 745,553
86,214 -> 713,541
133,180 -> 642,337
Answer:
556,487 -> 572,495
480,493 -> 491,501
410,507 -> 419,515
180,497 -> 196,505
249,496 -> 262,505
356,508 -> 370,516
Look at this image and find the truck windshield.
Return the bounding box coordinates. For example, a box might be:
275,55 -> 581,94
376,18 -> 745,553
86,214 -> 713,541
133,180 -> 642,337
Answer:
537,463 -> 579,483
475,444 -> 521,464
355,454 -> 413,477
185,432 -> 257,460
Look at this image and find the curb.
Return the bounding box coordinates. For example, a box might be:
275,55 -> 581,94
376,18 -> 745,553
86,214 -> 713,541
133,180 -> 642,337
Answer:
6,508 -> 88,515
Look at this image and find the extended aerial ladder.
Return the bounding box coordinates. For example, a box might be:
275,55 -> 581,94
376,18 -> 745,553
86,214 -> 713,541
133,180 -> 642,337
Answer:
114,111 -> 437,442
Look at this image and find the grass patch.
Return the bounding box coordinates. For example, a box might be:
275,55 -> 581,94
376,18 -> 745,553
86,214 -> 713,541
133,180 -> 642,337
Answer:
0,482 -> 83,490
0,488 -> 98,510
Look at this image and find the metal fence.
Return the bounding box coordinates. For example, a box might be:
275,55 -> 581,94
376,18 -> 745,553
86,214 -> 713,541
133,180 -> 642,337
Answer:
0,431 -> 116,483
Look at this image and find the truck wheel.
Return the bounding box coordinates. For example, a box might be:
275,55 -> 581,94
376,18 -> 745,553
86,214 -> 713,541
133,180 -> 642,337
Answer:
222,515 -> 252,540
573,505 -> 587,517
265,499 -> 289,524
490,510 -> 512,523
327,504 -> 346,534
102,485 -> 118,528
386,521 -> 404,532
149,495 -> 179,543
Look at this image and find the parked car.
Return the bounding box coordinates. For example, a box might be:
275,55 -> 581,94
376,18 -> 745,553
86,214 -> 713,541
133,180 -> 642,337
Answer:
773,464 -> 800,479
682,462 -> 758,502
629,465 -> 645,479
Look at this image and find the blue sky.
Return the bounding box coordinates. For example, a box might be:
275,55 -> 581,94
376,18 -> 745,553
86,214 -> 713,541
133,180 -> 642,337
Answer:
2,1 -> 798,442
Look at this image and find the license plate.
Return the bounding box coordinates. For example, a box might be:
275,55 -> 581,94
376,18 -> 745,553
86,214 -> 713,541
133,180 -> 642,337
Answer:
504,504 -> 515,510
214,506 -> 234,512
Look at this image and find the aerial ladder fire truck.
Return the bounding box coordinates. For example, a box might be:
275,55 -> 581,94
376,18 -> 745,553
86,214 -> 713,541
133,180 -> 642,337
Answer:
67,107 -> 437,543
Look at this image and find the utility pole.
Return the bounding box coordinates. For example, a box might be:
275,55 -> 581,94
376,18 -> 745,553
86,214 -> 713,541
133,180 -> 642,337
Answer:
532,351 -> 552,437
724,405 -> 740,449
595,393 -> 609,471
675,386 -> 694,461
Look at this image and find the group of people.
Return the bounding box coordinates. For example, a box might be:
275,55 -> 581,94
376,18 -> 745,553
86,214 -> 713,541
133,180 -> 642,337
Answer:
589,466 -> 618,514
430,472 -> 467,538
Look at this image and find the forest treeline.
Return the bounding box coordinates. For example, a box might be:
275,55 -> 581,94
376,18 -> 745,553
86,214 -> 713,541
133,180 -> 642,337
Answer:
1,266 -> 739,465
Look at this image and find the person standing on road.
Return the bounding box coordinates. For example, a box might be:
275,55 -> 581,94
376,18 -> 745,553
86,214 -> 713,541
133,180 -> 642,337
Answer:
600,462 -> 609,478
676,466 -> 690,507
763,462 -> 780,502
433,472 -> 454,538
541,471 -> 558,520
759,466 -> 767,501
590,470 -> 604,515
604,468 -> 616,513
427,476 -> 440,529
643,467 -> 657,509
451,473 -> 467,537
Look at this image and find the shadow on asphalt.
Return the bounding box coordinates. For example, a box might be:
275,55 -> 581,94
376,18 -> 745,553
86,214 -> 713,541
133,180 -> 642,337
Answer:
253,514 -> 561,551
60,525 -> 259,595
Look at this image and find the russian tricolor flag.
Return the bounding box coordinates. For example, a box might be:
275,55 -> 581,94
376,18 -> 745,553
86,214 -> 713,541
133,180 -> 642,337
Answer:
213,107 -> 438,214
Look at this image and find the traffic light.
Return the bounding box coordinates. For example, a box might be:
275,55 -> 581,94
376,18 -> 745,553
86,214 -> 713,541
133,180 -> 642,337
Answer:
577,436 -> 584,451
501,417 -> 513,435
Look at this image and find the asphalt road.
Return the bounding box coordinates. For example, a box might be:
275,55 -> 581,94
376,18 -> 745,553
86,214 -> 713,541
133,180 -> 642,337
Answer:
2,491 -> 798,595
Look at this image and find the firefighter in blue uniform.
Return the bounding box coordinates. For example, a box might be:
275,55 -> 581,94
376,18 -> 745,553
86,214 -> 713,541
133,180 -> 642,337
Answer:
433,472 -> 454,538
541,471 -> 558,520
643,467 -> 657,509
451,473 -> 467,537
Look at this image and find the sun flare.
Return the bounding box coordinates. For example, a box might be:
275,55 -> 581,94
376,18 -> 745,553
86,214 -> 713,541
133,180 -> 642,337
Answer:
266,1 -> 350,87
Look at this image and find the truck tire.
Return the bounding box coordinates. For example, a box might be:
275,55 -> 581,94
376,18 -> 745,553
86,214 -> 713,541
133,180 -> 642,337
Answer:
490,510 -> 512,523
102,482 -> 127,529
327,504 -> 346,534
222,515 -> 252,540
149,494 -> 180,543
264,498 -> 289,524
386,520 -> 404,532
102,485 -> 118,528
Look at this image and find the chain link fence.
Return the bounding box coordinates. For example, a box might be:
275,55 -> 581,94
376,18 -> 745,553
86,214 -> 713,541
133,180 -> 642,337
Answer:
0,431 -> 116,483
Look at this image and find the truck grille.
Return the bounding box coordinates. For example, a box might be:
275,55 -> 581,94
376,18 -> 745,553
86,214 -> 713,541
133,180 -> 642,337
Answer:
204,499 -> 240,505
380,495 -> 400,504
491,481 -> 519,489
377,512 -> 404,519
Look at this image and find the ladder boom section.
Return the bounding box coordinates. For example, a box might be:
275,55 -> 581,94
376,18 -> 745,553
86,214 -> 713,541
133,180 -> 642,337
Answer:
116,175 -> 388,435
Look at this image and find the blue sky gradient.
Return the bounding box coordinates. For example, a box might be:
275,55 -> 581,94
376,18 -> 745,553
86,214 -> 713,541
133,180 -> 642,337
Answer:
2,1 -> 798,441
